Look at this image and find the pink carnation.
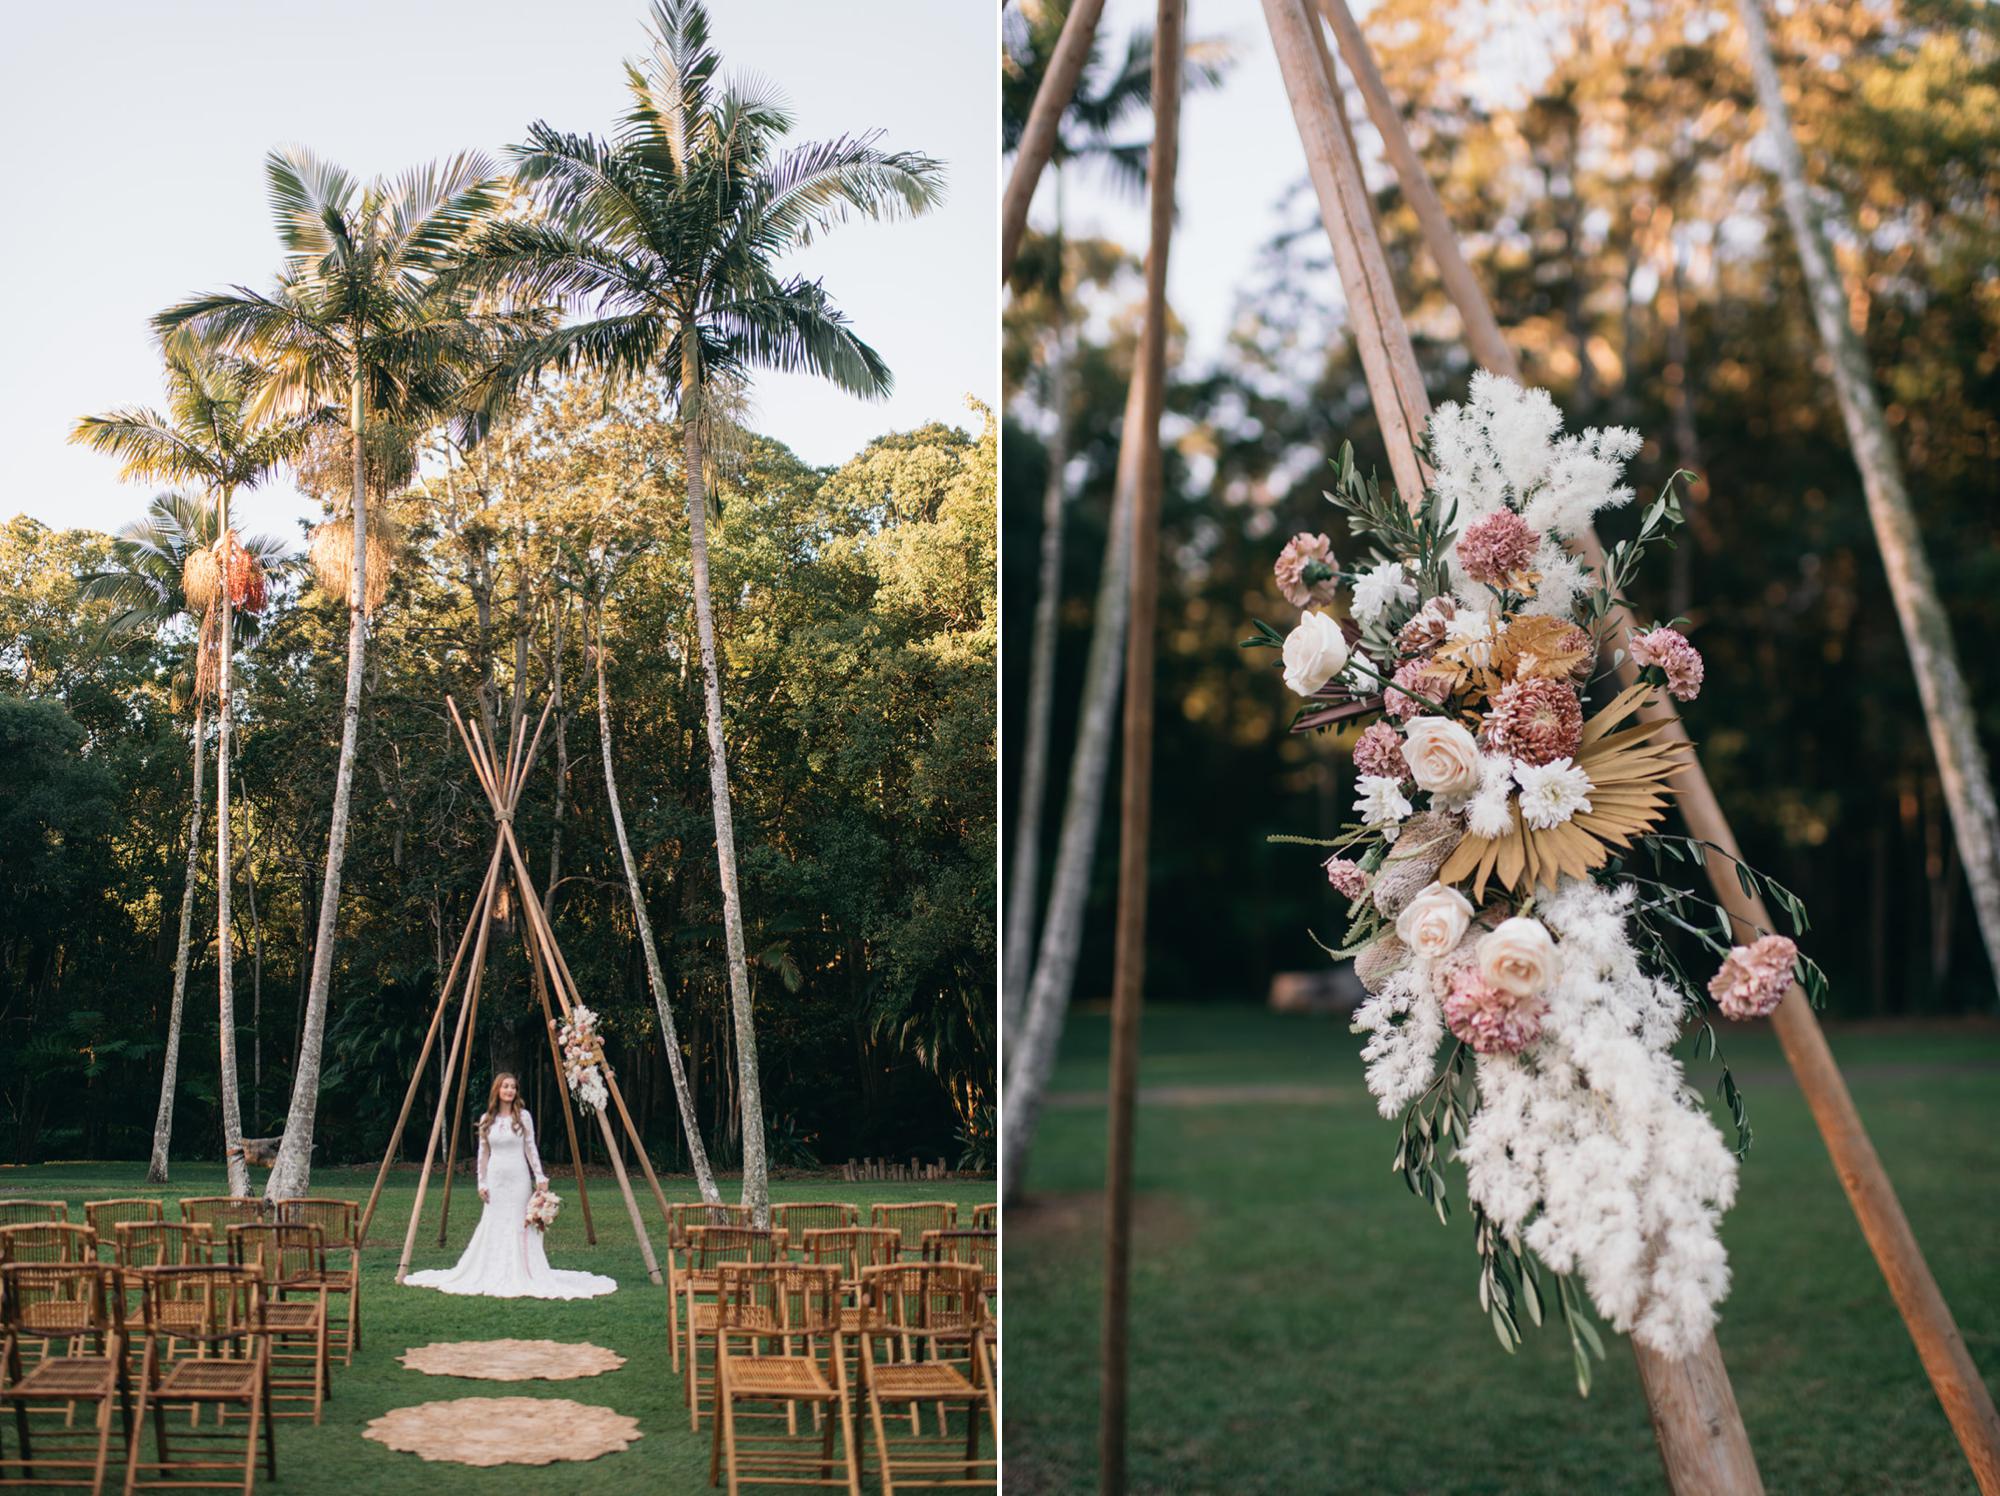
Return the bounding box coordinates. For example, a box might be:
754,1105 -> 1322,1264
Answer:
1631,626 -> 1704,702
1709,934 -> 1797,1019
1325,858 -> 1371,901
1351,721 -> 1406,779
1441,965 -> 1545,1055
1457,510 -> 1539,585
1383,660 -> 1455,720
1274,532 -> 1339,609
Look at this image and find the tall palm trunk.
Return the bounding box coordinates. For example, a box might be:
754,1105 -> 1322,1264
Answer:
1001,369 -> 1144,1203
268,359 -> 370,1200
1004,276 -> 1070,1050
681,347 -> 769,1224
594,590 -> 722,1204
147,698 -> 208,1185
217,492 -> 249,1196
1739,0 -> 2000,986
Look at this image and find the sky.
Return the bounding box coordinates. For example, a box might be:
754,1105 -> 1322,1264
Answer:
0,0 -> 997,538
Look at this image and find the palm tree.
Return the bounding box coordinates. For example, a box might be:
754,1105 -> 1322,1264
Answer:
74,343 -> 306,1194
157,147 -> 515,1200
452,0 -> 945,1222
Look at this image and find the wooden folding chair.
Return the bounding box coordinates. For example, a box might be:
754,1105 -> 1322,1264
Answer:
0,1204 -> 67,1230
0,1262 -> 132,1494
774,1203 -> 860,1258
109,1228 -> 213,1380
682,1227 -> 787,1429
0,1227 -> 99,1374
970,1205 -> 994,1233
176,1200 -> 266,1236
858,1264 -> 996,1493
667,1203 -> 753,1374
920,1232 -> 996,1305
802,1228 -> 902,1411
871,1204 -> 958,1262
707,1264 -> 860,1495
123,1266 -> 275,1494
272,1201 -> 361,1366
80,1204 -> 161,1264
223,1227 -> 328,1425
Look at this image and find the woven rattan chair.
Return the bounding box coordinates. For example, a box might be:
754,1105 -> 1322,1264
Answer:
858,1264 -> 996,1491
0,1262 -> 132,1494
80,1202 -> 162,1262
177,1199 -> 267,1235
773,1203 -> 860,1256
681,1227 -> 787,1429
123,1266 -> 275,1494
707,1263 -> 860,1495
224,1226 -> 328,1424
0,1225 -> 98,1267
272,1200 -> 361,1366
870,1203 -> 958,1262
970,1204 -> 994,1232
920,1231 -> 996,1300
666,1204 -> 754,1374
0,1203 -> 68,1229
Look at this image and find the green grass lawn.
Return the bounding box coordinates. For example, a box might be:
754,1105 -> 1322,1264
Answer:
1004,1004 -> 2000,1495
0,1161 -> 994,1493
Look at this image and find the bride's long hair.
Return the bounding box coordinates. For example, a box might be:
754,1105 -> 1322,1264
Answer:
478,1072 -> 525,1142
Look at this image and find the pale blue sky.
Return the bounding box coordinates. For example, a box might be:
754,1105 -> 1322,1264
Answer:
3,0 -> 997,536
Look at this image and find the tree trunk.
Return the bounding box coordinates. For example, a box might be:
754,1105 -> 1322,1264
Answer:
1738,0 -> 2000,987
681,349 -> 769,1224
267,360 -> 370,1200
1004,234 -> 1071,1051
216,494 -> 249,1197
147,698 -> 207,1185
594,585 -> 722,1203
1000,366 -> 1145,1204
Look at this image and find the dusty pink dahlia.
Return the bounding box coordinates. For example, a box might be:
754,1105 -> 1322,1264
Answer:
1709,934 -> 1797,1019
1384,660 -> 1456,721
1396,596 -> 1456,657
1457,510 -> 1539,585
1325,858 -> 1371,900
1630,626 -> 1704,702
1351,721 -> 1407,779
1274,532 -> 1340,609
1483,677 -> 1584,765
1441,964 -> 1545,1055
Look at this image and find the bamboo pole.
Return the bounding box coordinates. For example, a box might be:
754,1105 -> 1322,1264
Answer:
433,910 -> 488,1245
1260,0 -> 1769,1486
1322,9 -> 2000,1487
1002,0 -> 1109,281
530,946 -> 598,1244
1100,3 -> 1183,1493
358,840 -> 504,1245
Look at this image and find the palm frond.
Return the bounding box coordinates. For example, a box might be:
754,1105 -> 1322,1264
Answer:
750,135 -> 946,250
706,276 -> 892,398
266,147 -> 360,261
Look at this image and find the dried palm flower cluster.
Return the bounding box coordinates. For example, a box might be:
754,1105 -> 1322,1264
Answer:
183,531 -> 268,614
309,511 -> 398,615
1251,374 -> 1828,1384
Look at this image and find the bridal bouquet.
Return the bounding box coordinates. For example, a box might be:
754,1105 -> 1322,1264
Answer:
526,1187 -> 562,1233
557,1006 -> 610,1117
1251,374 -> 1825,1391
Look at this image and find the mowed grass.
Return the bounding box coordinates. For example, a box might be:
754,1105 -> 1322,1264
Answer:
0,1162 -> 994,1493
1004,1005 -> 2000,1495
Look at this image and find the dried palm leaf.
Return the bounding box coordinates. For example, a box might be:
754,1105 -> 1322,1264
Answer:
309,513 -> 398,615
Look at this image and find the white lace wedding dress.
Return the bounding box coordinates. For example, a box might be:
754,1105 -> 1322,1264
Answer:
405,1107 -> 616,1299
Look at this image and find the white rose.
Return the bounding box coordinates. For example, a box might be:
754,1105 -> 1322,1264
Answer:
1281,610 -> 1350,697
1400,717 -> 1482,797
1394,882 -> 1473,960
1478,917 -> 1558,998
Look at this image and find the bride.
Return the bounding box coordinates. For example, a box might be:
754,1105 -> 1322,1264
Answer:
406,1072 -> 617,1299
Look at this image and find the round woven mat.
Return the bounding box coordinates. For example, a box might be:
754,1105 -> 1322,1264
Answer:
398,1339 -> 626,1381
363,1396 -> 640,1467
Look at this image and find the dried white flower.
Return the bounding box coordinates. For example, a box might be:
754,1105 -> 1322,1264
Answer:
1354,774 -> 1414,829
1352,559 -> 1417,626
1512,757 -> 1594,829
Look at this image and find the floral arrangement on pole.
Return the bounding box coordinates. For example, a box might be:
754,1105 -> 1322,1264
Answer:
557,1006 -> 610,1117
525,1187 -> 562,1233
1250,374 -> 1827,1393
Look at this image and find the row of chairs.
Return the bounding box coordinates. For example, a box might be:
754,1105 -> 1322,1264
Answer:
664,1203 -> 998,1493
0,1260 -> 285,1494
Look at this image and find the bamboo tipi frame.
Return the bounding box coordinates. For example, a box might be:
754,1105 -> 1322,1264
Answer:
357,697 -> 670,1287
1005,1 -> 2000,1492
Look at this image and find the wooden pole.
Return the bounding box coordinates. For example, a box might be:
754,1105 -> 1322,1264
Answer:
530,946 -> 598,1244
1001,0 -> 1108,282
1321,9 -> 2000,1487
1262,0 -> 1766,1485
358,840 -> 503,1245
1100,3 -> 1182,1492
433,910 -> 488,1245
